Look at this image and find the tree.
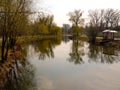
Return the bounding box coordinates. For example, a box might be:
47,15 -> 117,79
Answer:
39,24 -> 49,35
71,26 -> 84,37
68,9 -> 84,26
104,9 -> 120,29
85,24 -> 98,43
0,0 -> 31,62
88,9 -> 105,31
87,8 -> 120,43
88,9 -> 120,31
51,25 -> 62,35
32,13 -> 61,36
68,9 -> 84,37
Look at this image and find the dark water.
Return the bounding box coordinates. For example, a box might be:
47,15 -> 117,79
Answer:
2,37 -> 120,90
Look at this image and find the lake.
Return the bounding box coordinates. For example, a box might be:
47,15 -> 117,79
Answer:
2,37 -> 120,90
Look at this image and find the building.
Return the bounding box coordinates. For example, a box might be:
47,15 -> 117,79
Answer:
62,24 -> 71,34
102,30 -> 117,40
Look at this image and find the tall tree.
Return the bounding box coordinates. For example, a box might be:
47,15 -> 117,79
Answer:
0,0 -> 31,62
88,9 -> 120,30
87,8 -> 120,43
88,9 -> 105,31
68,9 -> 84,26
104,9 -> 120,29
85,24 -> 98,43
32,13 -> 61,36
68,9 -> 84,37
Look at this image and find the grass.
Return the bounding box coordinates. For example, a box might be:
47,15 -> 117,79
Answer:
116,31 -> 120,38
0,32 -> 120,46
98,31 -> 120,38
16,35 -> 62,44
78,36 -> 89,41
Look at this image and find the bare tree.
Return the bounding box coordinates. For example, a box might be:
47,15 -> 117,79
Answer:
85,24 -> 98,43
87,9 -> 105,43
68,9 -> 84,26
104,9 -> 120,29
88,9 -> 105,31
87,9 -> 120,43
88,9 -> 120,30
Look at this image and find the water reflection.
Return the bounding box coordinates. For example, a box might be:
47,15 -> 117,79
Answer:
67,39 -> 85,64
66,39 -> 120,65
88,44 -> 120,63
62,36 -> 71,43
28,38 -> 120,64
2,38 -> 120,90
0,51 -> 35,90
31,38 -> 61,60
21,38 -> 120,90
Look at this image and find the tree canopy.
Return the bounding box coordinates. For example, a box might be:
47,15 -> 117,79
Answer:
0,0 -> 31,62
68,9 -> 84,26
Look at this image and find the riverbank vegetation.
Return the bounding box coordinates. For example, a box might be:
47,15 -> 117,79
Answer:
0,0 -> 120,71
1,0 -> 120,90
0,0 -> 62,63
85,9 -> 120,43
68,9 -> 84,38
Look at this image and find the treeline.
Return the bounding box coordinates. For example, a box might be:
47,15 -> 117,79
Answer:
0,1 -> 62,37
67,9 -> 120,42
30,13 -> 61,36
0,0 -> 31,62
88,9 -> 120,31
86,8 -> 120,43
0,0 -> 61,63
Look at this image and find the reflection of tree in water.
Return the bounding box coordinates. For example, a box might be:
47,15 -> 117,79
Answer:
67,39 -> 85,64
88,44 -> 100,62
0,50 -> 36,90
32,38 -> 61,60
88,44 -> 120,64
62,36 -> 70,43
0,38 -> 61,90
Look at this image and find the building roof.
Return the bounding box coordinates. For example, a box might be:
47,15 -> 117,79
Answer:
102,30 -> 117,33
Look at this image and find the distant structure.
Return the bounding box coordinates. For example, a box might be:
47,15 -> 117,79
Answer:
102,30 -> 117,40
62,24 -> 71,34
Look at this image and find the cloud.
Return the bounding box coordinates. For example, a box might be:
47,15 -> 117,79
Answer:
32,0 -> 120,26
37,76 -> 54,90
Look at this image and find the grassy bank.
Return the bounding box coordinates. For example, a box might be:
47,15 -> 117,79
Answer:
16,35 -> 62,44
98,31 -> 120,38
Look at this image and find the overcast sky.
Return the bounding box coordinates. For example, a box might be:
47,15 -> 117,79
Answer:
32,0 -> 120,26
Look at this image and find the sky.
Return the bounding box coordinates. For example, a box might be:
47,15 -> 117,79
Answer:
32,0 -> 120,27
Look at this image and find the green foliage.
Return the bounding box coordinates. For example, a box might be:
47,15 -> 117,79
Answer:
85,24 -> 98,43
71,25 -> 84,36
0,0 -> 31,62
38,24 -> 49,35
51,25 -> 62,35
31,13 -> 61,36
32,38 -> 61,60
67,39 -> 84,64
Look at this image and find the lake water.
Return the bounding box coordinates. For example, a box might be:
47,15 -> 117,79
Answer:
3,37 -> 120,90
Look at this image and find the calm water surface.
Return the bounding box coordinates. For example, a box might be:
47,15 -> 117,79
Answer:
24,38 -> 120,90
